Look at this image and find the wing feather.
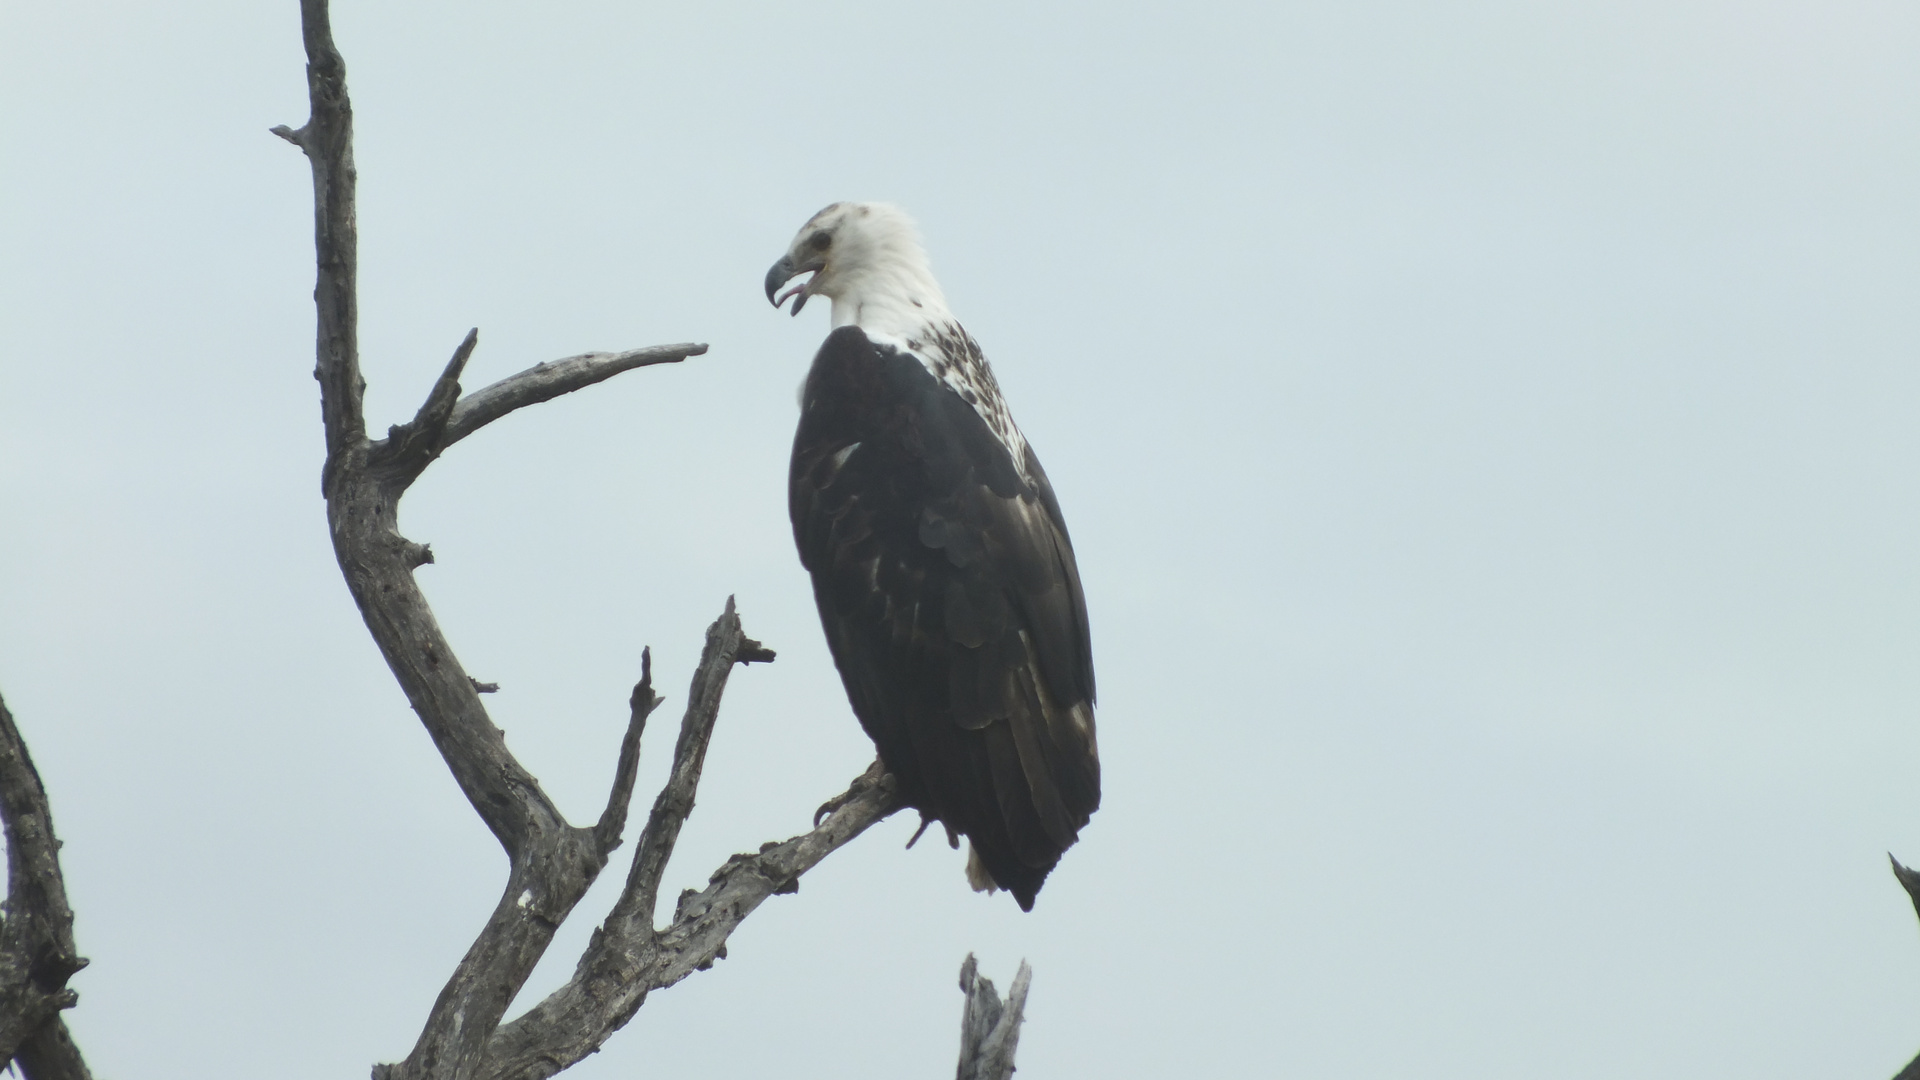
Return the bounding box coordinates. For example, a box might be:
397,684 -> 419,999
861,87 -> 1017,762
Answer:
790,325 -> 1098,909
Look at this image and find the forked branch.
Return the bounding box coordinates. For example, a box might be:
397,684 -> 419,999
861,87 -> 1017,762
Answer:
444,343 -> 706,448
476,762 -> 897,1080
373,328 -> 479,483
276,2 -> 900,1078
956,955 -> 1031,1080
620,598 -> 773,928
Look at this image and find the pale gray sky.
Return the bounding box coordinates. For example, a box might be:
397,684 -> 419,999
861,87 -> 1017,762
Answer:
3,1 -> 1919,1076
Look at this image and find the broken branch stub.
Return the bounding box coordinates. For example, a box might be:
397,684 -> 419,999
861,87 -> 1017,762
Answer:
955,954 -> 1031,1080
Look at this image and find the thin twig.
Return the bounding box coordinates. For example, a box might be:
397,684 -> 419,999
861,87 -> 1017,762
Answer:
618,598 -> 751,930
374,328 -> 479,480
594,649 -> 661,856
443,344 -> 707,448
410,329 -> 480,432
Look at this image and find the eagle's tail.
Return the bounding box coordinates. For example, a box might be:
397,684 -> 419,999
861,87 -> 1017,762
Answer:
965,843 -> 998,894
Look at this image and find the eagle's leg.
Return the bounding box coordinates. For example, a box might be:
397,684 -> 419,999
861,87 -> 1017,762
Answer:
813,758 -> 894,826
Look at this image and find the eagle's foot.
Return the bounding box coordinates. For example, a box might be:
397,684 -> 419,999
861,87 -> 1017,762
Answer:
813,759 -> 892,827
903,812 -> 963,850
906,813 -> 935,849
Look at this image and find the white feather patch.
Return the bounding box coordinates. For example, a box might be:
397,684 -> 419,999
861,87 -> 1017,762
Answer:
866,322 -> 1034,485
965,843 -> 998,894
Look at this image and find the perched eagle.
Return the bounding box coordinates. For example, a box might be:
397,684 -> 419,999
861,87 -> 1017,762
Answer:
766,202 -> 1100,911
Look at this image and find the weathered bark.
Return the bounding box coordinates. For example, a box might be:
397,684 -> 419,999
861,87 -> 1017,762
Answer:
476,754 -> 895,1080
955,954 -> 1030,1080
0,693 -> 91,1080
274,2 -> 900,1078
12,1018 -> 91,1080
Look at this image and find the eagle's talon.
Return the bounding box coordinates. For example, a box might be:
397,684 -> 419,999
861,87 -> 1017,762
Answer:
813,759 -> 891,826
905,813 -> 935,849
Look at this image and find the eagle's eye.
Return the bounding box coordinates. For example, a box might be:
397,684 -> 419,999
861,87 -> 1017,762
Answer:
809,232 -> 832,251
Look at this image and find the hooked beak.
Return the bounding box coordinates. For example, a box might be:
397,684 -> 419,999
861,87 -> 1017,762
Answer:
765,253 -> 822,317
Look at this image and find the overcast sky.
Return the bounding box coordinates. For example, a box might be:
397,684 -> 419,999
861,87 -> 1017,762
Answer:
3,1 -> 1919,1077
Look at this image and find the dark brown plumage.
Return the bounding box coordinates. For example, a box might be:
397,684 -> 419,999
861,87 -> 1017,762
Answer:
787,324 -> 1098,909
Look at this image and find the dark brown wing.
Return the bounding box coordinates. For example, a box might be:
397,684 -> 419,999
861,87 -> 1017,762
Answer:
789,325 -> 1098,909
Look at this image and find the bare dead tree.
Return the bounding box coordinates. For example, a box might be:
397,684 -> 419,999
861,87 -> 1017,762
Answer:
0,693 -> 91,1080
269,2 -> 902,1077
956,955 -> 1031,1080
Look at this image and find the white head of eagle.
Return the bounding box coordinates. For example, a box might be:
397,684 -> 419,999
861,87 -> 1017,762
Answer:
768,202 -> 1100,911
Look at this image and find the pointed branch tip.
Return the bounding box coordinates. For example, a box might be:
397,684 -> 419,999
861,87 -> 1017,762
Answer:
596,646 -> 661,854
372,330 -> 482,482
1891,853 -> 1920,924
441,341 -> 708,448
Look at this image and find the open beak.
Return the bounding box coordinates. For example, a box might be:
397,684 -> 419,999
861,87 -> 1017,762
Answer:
765,254 -> 822,316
